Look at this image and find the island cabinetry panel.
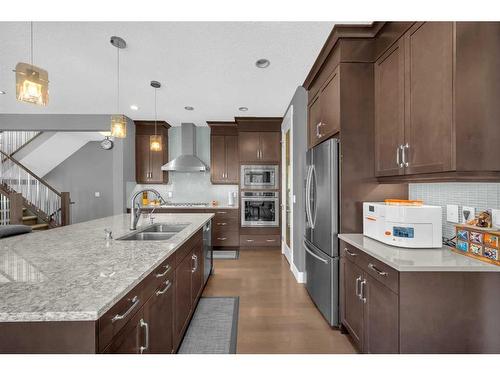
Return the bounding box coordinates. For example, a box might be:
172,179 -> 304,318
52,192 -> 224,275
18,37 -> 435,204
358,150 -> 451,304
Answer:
135,121 -> 170,184
174,247 -> 194,348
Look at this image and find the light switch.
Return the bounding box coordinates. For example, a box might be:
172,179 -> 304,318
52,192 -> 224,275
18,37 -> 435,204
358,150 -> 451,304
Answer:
492,209 -> 500,228
167,191 -> 173,198
446,204 -> 459,223
95,192 -> 101,198
462,206 -> 475,223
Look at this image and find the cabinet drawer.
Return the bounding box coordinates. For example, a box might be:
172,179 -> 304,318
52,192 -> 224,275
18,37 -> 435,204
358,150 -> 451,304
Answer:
240,234 -> 281,247
213,230 -> 239,247
212,209 -> 239,220
341,241 -> 399,294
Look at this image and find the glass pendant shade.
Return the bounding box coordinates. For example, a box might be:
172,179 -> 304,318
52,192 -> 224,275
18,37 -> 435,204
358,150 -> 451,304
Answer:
110,115 -> 127,138
150,134 -> 162,152
15,62 -> 49,106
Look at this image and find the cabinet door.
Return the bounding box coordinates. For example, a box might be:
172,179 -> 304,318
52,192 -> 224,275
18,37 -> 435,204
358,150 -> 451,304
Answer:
136,135 -> 151,183
375,39 -> 405,177
363,274 -> 399,354
149,133 -> 168,183
148,275 -> 175,354
104,308 -> 146,354
404,22 -> 454,175
191,240 -> 204,304
319,67 -> 340,139
174,251 -> 193,344
239,131 -> 261,162
260,132 -> 281,162
225,135 -> 239,183
308,94 -> 321,148
341,257 -> 364,350
210,135 -> 226,184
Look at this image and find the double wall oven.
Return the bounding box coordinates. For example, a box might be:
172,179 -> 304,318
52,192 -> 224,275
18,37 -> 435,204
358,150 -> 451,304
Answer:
240,165 -> 279,227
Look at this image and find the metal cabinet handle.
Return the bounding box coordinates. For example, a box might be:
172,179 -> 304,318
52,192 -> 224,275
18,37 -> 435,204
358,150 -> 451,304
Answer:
139,318 -> 149,354
344,247 -> 357,257
266,239 -> 276,242
402,143 -> 409,167
246,239 -> 254,242
368,263 -> 388,277
216,222 -> 227,226
156,280 -> 172,296
217,211 -> 227,214
396,145 -> 401,167
355,276 -> 362,298
155,264 -> 171,278
191,254 -> 198,272
217,237 -> 227,241
111,296 -> 139,323
360,279 -> 367,303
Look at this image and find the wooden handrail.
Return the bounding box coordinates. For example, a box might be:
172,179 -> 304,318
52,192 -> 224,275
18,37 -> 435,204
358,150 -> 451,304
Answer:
0,149 -> 62,197
10,132 -> 43,157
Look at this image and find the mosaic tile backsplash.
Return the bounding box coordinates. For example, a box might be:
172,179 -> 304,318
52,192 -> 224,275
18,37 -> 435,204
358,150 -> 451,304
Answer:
409,183 -> 500,239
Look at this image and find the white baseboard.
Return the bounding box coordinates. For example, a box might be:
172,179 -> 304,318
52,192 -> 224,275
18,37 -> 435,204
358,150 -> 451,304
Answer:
290,262 -> 306,284
282,243 -> 292,265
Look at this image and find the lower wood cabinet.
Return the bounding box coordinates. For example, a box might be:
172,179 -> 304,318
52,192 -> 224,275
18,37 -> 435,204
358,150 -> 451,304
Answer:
239,234 -> 281,247
148,275 -> 175,354
340,241 -> 399,354
174,246 -> 194,346
102,304 -> 148,354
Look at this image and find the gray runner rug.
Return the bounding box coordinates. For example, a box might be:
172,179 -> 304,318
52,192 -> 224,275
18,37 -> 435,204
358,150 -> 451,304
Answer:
178,297 -> 239,354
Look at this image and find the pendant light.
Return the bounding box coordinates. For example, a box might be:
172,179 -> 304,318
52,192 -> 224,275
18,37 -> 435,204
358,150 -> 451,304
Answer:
150,80 -> 162,152
110,36 -> 127,139
15,22 -> 49,106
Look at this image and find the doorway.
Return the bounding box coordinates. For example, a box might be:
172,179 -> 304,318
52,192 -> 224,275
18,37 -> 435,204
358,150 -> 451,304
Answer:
281,106 -> 293,264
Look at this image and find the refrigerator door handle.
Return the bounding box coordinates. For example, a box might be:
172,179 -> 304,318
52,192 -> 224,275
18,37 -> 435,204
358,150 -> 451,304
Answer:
305,165 -> 314,229
310,164 -> 318,229
304,242 -> 328,264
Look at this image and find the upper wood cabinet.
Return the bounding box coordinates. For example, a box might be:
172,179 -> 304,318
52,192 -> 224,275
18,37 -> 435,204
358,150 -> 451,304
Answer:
238,131 -> 280,163
375,22 -> 500,181
135,121 -> 170,184
207,122 -> 239,184
235,117 -> 282,163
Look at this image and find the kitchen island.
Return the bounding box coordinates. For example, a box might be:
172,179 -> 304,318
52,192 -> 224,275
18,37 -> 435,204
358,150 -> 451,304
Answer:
339,234 -> 500,354
0,213 -> 213,354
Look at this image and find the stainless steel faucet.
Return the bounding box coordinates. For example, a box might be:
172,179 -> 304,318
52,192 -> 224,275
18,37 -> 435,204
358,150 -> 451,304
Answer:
130,189 -> 167,230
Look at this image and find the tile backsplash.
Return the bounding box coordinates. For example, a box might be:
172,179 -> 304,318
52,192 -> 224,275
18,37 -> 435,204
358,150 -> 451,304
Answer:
409,183 -> 500,239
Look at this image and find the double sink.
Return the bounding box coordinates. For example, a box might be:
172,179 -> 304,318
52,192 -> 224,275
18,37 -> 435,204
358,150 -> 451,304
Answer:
118,223 -> 189,241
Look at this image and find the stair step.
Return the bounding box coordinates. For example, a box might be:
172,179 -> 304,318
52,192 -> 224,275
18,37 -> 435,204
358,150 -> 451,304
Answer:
22,215 -> 37,221
31,223 -> 49,231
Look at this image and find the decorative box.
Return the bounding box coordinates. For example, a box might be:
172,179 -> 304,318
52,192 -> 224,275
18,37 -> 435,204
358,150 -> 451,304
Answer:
453,224 -> 500,266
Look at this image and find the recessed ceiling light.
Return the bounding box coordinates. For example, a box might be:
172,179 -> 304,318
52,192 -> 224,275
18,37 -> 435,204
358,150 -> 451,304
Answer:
184,106 -> 194,111
238,107 -> 248,112
255,59 -> 270,68
130,104 -> 139,111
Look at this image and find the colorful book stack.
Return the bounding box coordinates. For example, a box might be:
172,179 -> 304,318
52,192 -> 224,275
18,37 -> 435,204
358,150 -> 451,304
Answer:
454,224 -> 500,266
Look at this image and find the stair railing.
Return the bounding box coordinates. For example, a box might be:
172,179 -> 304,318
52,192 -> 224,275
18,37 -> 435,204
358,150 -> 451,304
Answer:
0,150 -> 70,227
0,131 -> 41,158
0,189 -> 23,226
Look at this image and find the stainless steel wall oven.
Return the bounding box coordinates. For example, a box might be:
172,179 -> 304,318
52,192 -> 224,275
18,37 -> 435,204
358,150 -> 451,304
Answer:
241,191 -> 279,227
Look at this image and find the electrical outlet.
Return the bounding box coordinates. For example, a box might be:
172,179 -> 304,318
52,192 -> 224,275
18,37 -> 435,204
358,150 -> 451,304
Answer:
167,191 -> 173,199
462,206 -> 475,223
446,204 -> 459,223
492,209 -> 500,228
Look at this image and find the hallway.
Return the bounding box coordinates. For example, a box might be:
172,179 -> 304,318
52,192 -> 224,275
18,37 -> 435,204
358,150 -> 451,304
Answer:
203,248 -> 357,354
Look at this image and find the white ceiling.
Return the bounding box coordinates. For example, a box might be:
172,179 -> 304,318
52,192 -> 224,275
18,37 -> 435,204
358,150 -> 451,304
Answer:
0,22 -> 334,126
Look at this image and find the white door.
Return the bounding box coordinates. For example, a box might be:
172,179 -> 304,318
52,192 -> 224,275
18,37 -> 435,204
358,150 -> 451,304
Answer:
281,106 -> 293,265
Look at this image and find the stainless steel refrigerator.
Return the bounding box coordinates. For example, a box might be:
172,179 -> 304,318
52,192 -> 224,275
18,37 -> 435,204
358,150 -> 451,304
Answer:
304,138 -> 339,327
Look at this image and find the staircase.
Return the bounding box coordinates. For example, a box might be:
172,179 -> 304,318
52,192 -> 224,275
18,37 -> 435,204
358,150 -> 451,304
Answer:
0,131 -> 70,231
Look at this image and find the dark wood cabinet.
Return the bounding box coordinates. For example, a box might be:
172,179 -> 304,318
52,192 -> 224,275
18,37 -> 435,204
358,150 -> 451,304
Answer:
308,66 -> 340,148
104,305 -> 147,354
174,249 -> 193,344
135,121 -> 170,184
374,39 -> 405,177
238,131 -> 280,163
259,132 -> 281,162
238,131 -> 262,162
340,242 -> 399,354
148,275 -> 175,354
208,122 -> 239,184
341,256 -> 364,350
363,274 -> 399,354
191,240 -> 204,304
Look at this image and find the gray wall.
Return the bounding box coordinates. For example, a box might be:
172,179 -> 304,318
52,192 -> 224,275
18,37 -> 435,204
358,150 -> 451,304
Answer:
0,114 -> 117,131
286,86 -> 308,273
44,141 -> 114,223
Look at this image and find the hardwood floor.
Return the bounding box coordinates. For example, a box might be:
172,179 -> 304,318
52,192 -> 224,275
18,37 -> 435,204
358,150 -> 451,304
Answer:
203,248 -> 357,354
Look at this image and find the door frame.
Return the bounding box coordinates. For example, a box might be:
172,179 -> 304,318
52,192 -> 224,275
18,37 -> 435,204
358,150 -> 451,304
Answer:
281,106 -> 293,266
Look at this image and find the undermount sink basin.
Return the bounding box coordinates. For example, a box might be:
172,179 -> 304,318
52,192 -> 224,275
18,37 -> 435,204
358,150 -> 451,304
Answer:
117,223 -> 189,241
142,223 -> 189,233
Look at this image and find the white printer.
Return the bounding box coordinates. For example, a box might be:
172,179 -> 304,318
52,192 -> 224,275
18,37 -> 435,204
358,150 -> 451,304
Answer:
363,202 -> 442,248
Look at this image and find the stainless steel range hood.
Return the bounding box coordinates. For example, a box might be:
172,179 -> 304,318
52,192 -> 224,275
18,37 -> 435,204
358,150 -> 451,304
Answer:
161,123 -> 209,172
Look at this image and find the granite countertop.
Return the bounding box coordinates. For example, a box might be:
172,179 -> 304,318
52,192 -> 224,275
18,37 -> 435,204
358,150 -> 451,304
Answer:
0,213 -> 213,322
338,233 -> 500,272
